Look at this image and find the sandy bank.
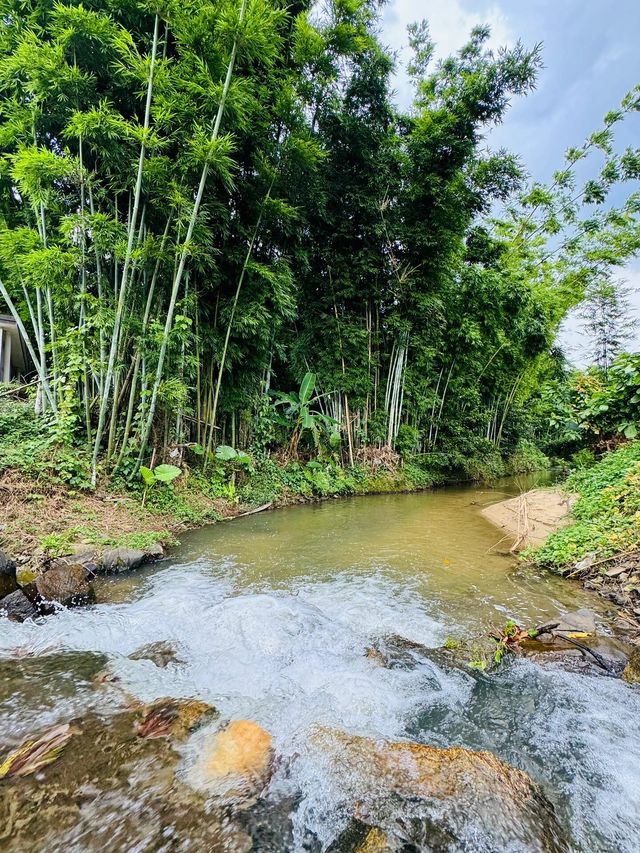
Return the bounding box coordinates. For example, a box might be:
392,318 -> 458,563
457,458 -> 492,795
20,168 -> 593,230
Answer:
482,488 -> 577,551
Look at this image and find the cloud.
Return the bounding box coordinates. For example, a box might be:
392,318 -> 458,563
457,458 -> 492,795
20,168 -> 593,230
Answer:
381,0 -> 513,107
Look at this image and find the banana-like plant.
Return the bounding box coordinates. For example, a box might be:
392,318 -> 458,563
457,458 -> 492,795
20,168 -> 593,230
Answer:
272,372 -> 337,458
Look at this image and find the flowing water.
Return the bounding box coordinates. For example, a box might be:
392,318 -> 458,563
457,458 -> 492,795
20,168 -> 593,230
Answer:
1,475 -> 640,851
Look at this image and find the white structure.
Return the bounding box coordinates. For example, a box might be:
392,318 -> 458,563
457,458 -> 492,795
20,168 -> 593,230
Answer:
0,315 -> 27,383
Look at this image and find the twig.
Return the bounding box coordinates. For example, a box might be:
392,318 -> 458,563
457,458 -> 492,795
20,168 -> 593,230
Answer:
225,502 -> 273,520
536,624 -> 613,673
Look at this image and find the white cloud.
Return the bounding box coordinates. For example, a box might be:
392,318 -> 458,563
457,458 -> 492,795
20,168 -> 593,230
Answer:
381,0 -> 513,107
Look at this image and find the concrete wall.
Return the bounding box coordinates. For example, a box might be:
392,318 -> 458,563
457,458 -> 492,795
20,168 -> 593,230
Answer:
0,316 -> 26,383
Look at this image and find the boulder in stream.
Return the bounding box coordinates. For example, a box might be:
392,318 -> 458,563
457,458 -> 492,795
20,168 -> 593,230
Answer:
0,551 -> 18,598
128,641 -> 181,668
35,564 -> 95,608
186,719 -> 274,805
309,727 -> 568,852
0,588 -> 37,622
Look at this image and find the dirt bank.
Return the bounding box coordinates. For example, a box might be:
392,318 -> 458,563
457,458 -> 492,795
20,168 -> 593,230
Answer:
481,488 -> 577,551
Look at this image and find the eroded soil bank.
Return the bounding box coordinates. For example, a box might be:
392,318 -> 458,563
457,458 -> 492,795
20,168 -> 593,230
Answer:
481,488 -> 577,550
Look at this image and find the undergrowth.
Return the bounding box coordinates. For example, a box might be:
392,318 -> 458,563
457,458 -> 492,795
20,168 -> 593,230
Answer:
531,441 -> 640,570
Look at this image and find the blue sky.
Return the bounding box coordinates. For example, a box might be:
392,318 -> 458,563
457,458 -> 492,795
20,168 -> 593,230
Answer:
381,0 -> 640,363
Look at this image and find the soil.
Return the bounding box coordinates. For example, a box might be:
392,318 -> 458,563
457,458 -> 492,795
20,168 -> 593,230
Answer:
481,488 -> 577,550
0,470 -> 231,565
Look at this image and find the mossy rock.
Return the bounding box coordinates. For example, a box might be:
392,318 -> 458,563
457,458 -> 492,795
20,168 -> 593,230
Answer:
622,647 -> 640,684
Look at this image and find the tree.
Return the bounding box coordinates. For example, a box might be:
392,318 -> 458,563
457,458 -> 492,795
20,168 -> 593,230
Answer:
579,277 -> 636,372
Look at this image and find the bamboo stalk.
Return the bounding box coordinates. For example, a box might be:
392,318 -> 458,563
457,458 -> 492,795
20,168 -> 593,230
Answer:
91,13 -> 161,485
136,0 -> 248,474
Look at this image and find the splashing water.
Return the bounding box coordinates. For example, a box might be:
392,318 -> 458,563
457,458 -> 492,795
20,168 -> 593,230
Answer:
1,481 -> 639,851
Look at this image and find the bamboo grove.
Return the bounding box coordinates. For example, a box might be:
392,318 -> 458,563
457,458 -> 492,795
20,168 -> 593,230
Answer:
1,0 -> 639,481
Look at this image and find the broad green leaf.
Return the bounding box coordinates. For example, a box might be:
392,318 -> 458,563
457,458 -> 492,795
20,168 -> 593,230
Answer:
215,445 -> 238,461
299,372 -> 316,405
140,466 -> 155,486
623,423 -> 638,439
153,464 -> 182,483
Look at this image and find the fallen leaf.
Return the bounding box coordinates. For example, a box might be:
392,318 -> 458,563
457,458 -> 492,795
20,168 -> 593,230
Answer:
0,723 -> 75,779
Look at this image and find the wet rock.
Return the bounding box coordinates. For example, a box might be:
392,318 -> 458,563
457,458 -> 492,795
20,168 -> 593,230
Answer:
622,647 -> 640,684
0,710 -> 248,852
128,641 -> 180,668
327,820 -> 392,852
101,547 -> 148,573
136,698 -> 217,740
0,551 -> 18,598
366,634 -> 481,675
554,608 -> 598,635
145,542 -> 165,561
0,722 -> 76,779
35,564 -> 95,608
187,719 -> 273,804
366,635 -> 434,669
521,632 -> 629,677
310,728 -> 567,853
0,589 -> 37,622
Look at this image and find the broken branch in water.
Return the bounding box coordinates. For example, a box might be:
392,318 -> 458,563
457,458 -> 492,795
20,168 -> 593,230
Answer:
534,626 -> 614,673
490,621 -> 614,674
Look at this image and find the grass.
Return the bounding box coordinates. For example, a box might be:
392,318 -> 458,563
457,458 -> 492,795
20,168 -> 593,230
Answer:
530,441 -> 640,570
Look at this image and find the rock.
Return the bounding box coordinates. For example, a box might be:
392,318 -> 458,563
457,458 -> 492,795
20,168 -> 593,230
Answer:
0,551 -> 18,598
553,608 -> 598,635
188,719 -> 273,803
0,589 -> 37,622
52,550 -> 101,579
136,697 -> 217,740
129,641 -> 181,668
606,564 -> 629,578
309,728 -> 567,853
327,821 -> 391,852
35,564 -> 95,607
574,552 -> 597,572
622,647 -> 640,684
101,547 -> 147,573
145,542 -> 165,560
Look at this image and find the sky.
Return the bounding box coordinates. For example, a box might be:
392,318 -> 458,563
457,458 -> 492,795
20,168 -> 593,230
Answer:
380,0 -> 640,365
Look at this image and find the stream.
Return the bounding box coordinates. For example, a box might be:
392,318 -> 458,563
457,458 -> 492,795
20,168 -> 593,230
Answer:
1,474 -> 639,851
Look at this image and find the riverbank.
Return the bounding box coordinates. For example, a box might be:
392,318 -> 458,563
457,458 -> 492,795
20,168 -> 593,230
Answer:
481,488 -> 577,550
529,441 -> 640,630
482,442 -> 640,631
0,395 -> 551,567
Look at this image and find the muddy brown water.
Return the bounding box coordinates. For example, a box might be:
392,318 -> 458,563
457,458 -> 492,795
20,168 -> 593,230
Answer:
1,474 -> 639,851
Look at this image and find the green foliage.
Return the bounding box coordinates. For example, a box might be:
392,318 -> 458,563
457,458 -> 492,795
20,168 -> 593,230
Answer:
506,440 -> 550,475
532,441 -> 640,569
139,463 -> 182,505
39,527 -> 176,557
272,373 -> 337,455
0,0 -> 638,490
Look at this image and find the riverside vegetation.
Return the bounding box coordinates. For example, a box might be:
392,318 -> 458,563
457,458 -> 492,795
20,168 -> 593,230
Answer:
3,5 -> 640,847
0,0 -> 639,507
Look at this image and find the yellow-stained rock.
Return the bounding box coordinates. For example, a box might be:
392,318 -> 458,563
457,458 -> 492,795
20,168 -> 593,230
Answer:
188,719 -> 273,804
205,719 -> 272,779
355,826 -> 390,852
310,728 -> 566,852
